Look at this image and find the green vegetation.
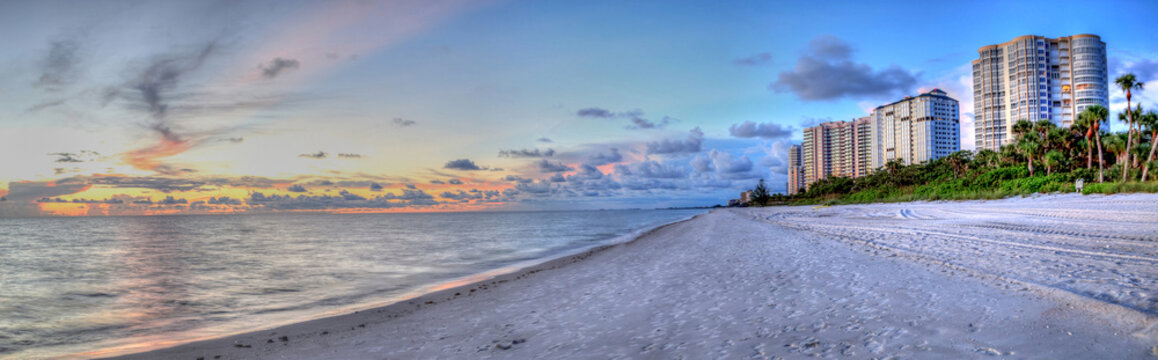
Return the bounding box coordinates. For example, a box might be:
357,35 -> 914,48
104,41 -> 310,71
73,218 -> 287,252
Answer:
750,178 -> 771,206
761,72 -> 1158,206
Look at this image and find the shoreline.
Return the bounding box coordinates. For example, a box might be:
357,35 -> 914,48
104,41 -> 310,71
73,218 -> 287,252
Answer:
83,213 -> 704,359
90,195 -> 1158,358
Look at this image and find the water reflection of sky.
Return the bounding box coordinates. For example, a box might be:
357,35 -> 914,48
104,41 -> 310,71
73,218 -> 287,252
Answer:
0,209 -> 701,359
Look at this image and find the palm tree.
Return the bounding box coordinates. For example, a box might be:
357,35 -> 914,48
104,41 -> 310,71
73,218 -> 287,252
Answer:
1115,74 -> 1144,181
1074,111 -> 1096,169
974,149 -> 1000,169
1104,133 -> 1126,171
1044,150 -> 1065,176
1080,105 -> 1110,182
1141,110 -> 1158,181
1012,119 -> 1039,175
944,150 -> 972,177
1131,104 -> 1145,169
1046,126 -> 1067,173
1018,135 -> 1040,176
1012,119 -> 1033,139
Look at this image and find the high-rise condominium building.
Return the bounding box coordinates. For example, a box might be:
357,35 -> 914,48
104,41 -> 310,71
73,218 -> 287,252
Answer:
787,144 -> 804,195
972,34 -> 1108,151
870,89 -> 960,169
802,117 -> 872,188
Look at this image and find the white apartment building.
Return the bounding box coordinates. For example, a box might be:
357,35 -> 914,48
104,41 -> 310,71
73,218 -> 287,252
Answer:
972,34 -> 1108,151
870,89 -> 960,169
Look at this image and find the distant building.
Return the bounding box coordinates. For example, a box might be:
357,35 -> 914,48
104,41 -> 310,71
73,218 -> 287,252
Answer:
787,144 -> 804,195
972,34 -> 1108,151
740,190 -> 753,204
870,89 -> 960,168
802,117 -> 872,189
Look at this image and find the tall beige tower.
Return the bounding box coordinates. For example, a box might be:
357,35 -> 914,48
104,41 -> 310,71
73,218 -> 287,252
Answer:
802,117 -> 872,189
787,144 -> 804,195
972,34 -> 1108,151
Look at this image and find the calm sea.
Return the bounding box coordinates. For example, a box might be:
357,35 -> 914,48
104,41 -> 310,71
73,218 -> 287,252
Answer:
0,209 -> 703,359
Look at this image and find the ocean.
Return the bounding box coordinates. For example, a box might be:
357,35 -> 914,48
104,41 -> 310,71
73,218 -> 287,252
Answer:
0,209 -> 704,359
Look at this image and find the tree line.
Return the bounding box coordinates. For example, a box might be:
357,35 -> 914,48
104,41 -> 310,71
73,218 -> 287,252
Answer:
748,73 -> 1157,206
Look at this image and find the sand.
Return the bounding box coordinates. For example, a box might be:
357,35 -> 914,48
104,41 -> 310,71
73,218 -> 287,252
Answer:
103,194 -> 1158,359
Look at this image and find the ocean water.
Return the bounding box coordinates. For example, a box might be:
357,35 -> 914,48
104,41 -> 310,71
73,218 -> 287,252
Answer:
0,209 -> 703,359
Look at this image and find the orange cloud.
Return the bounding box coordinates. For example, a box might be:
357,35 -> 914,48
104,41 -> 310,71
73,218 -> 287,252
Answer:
122,128 -> 194,175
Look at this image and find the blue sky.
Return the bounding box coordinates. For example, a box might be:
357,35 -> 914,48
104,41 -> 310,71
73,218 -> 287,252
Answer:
1,0 -> 1156,216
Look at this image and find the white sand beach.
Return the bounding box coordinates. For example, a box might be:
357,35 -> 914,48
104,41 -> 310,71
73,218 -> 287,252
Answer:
104,194 -> 1158,359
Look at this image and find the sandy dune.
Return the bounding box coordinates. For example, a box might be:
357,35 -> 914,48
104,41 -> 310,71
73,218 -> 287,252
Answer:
107,194 -> 1158,359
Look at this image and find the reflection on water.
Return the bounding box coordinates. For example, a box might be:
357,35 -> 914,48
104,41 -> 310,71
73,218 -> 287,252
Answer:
0,209 -> 702,359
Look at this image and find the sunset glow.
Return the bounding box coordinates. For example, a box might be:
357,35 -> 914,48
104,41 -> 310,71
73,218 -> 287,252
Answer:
2,0 -> 1156,217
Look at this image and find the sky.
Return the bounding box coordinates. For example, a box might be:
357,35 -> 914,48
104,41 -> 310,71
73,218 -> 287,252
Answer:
2,0 -> 1157,217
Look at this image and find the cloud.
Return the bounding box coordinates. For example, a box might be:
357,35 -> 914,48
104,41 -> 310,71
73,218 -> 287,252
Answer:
48,151 -> 100,163
105,42 -> 220,174
393,118 -> 416,127
114,42 -> 217,119
503,175 -> 533,184
444,158 -> 482,170
577,107 -> 615,118
499,148 -> 555,158
26,99 -> 68,113
567,164 -> 604,181
339,190 -> 365,200
37,38 -> 82,89
299,151 -> 328,159
260,57 -> 300,78
798,116 -> 832,128
448,179 -> 463,185
405,183 -> 417,189
549,173 -> 567,182
586,148 -> 623,166
287,184 -> 308,193
691,154 -> 713,173
535,159 -> 573,173
207,196 -> 243,205
1114,57 -> 1158,82
614,160 -> 687,179
4,181 -> 92,202
577,108 -> 670,130
338,153 -> 363,158
220,137 -> 244,143
159,196 -> 188,205
516,180 -> 554,194
440,190 -> 480,201
734,52 -> 772,66
247,189 -> 439,210
771,35 -> 919,101
709,150 -> 753,174
369,182 -> 383,191
55,175 -> 208,193
808,35 -> 853,59
628,116 -> 672,130
729,121 -> 793,139
429,179 -> 446,184
537,137 -> 553,143
646,127 -> 704,154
